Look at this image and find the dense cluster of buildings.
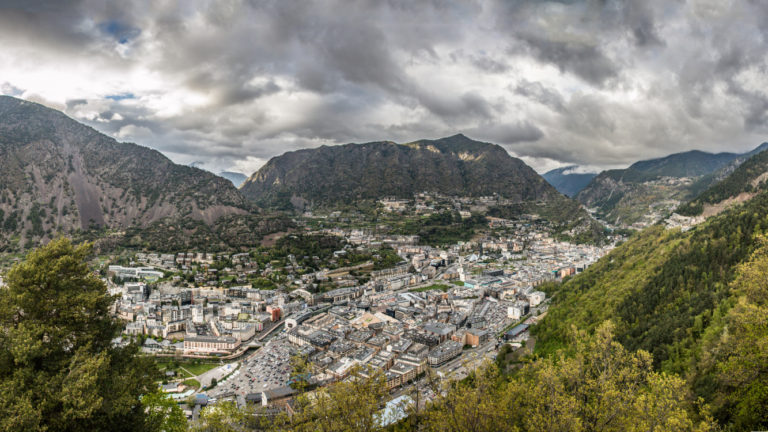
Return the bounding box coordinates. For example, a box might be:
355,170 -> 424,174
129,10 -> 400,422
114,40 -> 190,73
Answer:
108,207 -> 613,399
111,279 -> 292,356
280,273 -> 554,390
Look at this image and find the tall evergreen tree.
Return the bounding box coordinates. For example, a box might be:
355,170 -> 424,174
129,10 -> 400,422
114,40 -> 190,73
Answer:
0,238 -> 159,431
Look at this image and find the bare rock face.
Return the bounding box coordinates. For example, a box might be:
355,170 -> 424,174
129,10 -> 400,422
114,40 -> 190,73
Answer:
241,134 -> 559,209
0,96 -> 251,250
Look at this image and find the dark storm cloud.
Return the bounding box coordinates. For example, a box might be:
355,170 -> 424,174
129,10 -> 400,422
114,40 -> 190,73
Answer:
466,52 -> 510,74
65,99 -> 87,109
417,91 -> 499,122
185,72 -> 282,107
729,83 -> 768,131
513,80 -> 565,112
2,0 -> 768,175
0,0 -> 87,46
492,0 -> 666,86
513,33 -> 620,87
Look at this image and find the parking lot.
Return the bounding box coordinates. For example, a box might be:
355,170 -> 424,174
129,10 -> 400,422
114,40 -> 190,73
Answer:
208,335 -> 296,398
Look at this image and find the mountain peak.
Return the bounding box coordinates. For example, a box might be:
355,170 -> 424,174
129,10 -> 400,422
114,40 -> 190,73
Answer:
241,136 -> 554,209
448,133 -> 470,140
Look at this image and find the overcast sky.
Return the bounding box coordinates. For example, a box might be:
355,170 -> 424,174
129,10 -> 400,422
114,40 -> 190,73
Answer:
2,0 -> 767,175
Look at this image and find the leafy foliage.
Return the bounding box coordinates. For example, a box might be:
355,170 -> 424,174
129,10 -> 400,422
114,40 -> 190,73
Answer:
693,236 -> 768,429
0,238 -> 160,431
503,322 -> 713,432
142,391 -> 188,432
271,234 -> 346,261
534,187 -> 768,429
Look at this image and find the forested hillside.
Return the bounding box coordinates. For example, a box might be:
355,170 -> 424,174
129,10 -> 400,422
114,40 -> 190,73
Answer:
121,214 -> 294,252
487,195 -> 607,244
534,186 -> 768,429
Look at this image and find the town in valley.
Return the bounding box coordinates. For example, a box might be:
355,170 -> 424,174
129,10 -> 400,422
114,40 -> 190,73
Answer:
104,195 -> 617,420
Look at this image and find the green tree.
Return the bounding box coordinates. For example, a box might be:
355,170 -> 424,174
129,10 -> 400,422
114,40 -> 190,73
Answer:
193,401 -> 247,432
286,367 -> 388,432
289,353 -> 311,392
700,235 -> 768,429
423,322 -> 714,432
193,401 -> 286,432
423,361 -> 517,432
507,322 -> 715,432
142,391 -> 188,432
0,238 -> 159,431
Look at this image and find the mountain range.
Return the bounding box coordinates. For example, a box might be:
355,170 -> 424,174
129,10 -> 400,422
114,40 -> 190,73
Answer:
17,94 -> 768,250
575,143 -> 768,227
0,97 -> 603,250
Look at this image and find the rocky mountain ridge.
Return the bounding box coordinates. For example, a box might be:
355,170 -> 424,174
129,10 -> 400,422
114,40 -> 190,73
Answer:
241,134 -> 560,210
0,96 -> 252,250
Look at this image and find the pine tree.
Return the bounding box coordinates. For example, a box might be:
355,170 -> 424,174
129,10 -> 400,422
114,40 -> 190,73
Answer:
0,238 -> 159,431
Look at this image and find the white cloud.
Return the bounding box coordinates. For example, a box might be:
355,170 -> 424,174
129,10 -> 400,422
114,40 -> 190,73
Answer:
116,124 -> 153,140
232,156 -> 268,177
